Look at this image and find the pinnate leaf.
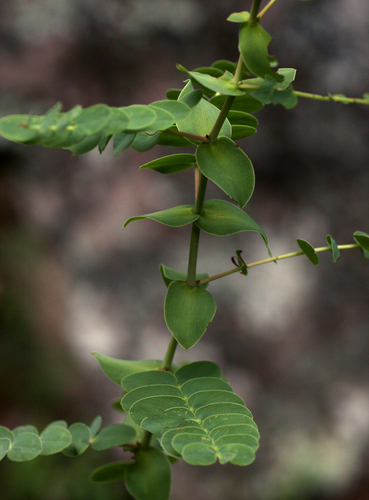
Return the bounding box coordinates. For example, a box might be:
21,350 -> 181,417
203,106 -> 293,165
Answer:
164,281 -> 217,349
121,361 -> 259,467
196,137 -> 255,208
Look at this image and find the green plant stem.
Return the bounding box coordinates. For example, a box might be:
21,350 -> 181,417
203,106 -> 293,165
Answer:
197,244 -> 360,285
257,0 -> 277,19
165,128 -> 210,143
140,430 -> 152,450
250,0 -> 263,23
294,90 -> 369,106
161,335 -> 178,370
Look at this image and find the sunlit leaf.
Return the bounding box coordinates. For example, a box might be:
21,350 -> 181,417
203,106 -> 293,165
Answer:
122,105 -> 157,132
178,66 -> 244,96
227,11 -> 250,23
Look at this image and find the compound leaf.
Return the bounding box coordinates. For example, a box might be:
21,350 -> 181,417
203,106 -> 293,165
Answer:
196,137 -> 255,208
121,362 -> 259,467
125,447 -> 171,500
164,281 -> 217,349
93,352 -> 162,386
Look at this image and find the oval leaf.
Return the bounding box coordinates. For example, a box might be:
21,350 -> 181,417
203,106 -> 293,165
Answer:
90,461 -> 129,483
210,93 -> 264,114
62,423 -> 90,457
196,137 -> 255,208
326,235 -> 340,263
164,281 -> 217,350
353,231 -> 369,251
7,433 -> 42,462
0,438 -> 11,461
297,238 -> 319,265
130,132 -> 160,152
125,447 -> 171,500
91,424 -> 136,451
39,425 -> 72,455
160,264 -> 208,288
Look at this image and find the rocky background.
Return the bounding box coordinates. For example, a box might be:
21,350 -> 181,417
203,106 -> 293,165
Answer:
0,0 -> 369,499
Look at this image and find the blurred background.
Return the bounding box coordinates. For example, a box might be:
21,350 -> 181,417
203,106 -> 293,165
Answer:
0,0 -> 369,499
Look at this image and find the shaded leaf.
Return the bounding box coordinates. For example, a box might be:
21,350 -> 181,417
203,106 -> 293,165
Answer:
113,132 -> 136,156
227,11 -> 250,23
93,352 -> 162,386
90,416 -> 102,439
7,433 -> 42,462
231,125 -> 257,140
98,135 -> 112,153
39,425 -> 72,455
211,60 -> 237,73
353,231 -> 369,251
68,134 -> 102,155
210,93 -> 263,114
227,110 -> 258,127
90,461 -> 129,483
156,127 -> 193,147
166,89 -> 181,100
62,423 -> 90,457
0,438 -> 11,461
123,205 -> 198,229
164,281 -> 217,349
123,105 -> 157,132
178,66 -> 244,96
140,154 -> 196,175
130,132 -> 160,152
125,447 -> 171,500
13,425 -> 38,436
196,137 -> 255,208
297,238 -> 319,265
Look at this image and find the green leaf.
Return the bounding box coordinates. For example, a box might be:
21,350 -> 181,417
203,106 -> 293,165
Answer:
160,264 -> 208,288
62,423 -> 90,457
13,425 -> 38,436
231,125 -> 257,140
145,106 -> 176,133
44,420 -> 68,429
227,110 -> 258,127
93,352 -> 163,386
0,426 -> 14,442
210,93 -> 263,114
166,89 -> 181,100
164,281 -> 217,350
140,154 -> 196,175
122,105 -> 157,132
227,11 -> 250,23
0,115 -> 41,144
177,86 -> 203,109
125,447 -> 171,500
0,438 -> 11,461
121,361 -> 259,467
326,235 -> 340,262
7,433 -> 42,462
130,132 -> 160,152
113,132 -> 136,156
91,424 -> 137,451
196,199 -> 269,246
177,81 -> 232,143
178,66 -> 244,97
98,135 -> 112,153
156,127 -> 193,147
39,425 -> 72,455
196,137 -> 255,208
73,104 -> 112,135
90,416 -> 102,438
238,22 -> 284,82
297,239 -> 319,265
90,461 -> 129,483
123,205 -> 198,229
68,134 -> 103,155
150,100 -> 191,123
353,231 -> 369,251
212,59 -> 237,73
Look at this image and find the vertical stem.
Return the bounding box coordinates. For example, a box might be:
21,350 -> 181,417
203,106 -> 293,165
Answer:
161,335 -> 178,370
250,0 -> 263,23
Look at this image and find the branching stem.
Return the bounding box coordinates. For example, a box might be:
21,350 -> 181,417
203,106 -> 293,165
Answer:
294,90 -> 369,106
250,0 -> 263,23
257,0 -> 277,19
197,244 -> 361,285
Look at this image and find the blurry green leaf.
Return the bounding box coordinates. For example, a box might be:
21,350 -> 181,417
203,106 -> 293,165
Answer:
0,426 -> 14,442
39,102 -> 62,131
44,420 -> 68,429
39,425 -> 72,455
7,433 -> 42,462
227,110 -> 258,127
13,426 -> 38,436
62,423 -> 90,457
166,89 -> 181,100
131,132 -> 160,152
91,424 -> 136,451
123,205 -> 198,229
326,235 -> 340,262
164,281 -> 216,350
125,447 -> 171,500
90,416 -> 102,439
0,438 -> 11,461
73,104 -> 112,135
177,81 -> 232,142
353,231 -> 369,251
0,115 -> 41,144
196,137 -> 255,208
93,352 -> 162,386
196,199 -> 269,247
160,264 -> 208,288
90,461 -> 129,483
156,127 -> 193,147
297,238 -> 319,265
238,22 -> 284,82
123,105 -> 157,132
121,362 -> 259,467
113,132 -> 136,156
210,93 -> 263,114
231,125 -> 257,140
227,11 -> 250,23
211,60 -> 237,73
146,106 -> 176,132
67,134 -> 102,155
140,154 -> 196,174
98,135 -> 112,153
191,66 -> 224,77
150,100 -> 191,123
